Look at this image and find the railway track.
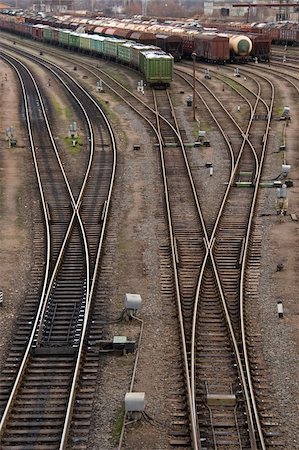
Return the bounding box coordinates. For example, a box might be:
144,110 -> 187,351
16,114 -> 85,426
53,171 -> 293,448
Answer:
271,45 -> 299,64
128,65 -> 277,448
0,48 -> 116,448
174,64 -> 272,448
0,38 -> 290,449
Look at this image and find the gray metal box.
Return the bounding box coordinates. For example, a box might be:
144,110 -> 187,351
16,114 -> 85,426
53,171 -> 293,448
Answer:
113,336 -> 127,349
125,392 -> 145,412
125,293 -> 142,310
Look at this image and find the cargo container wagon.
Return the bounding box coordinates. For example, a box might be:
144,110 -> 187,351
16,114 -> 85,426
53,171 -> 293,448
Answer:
248,34 -> 271,62
194,34 -> 230,63
140,50 -> 173,87
0,15 -> 174,88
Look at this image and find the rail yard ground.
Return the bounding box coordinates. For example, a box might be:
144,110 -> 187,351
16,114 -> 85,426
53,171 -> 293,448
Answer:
0,44 -> 298,449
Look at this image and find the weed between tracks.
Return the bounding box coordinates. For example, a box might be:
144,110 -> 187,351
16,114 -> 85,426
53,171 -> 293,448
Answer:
215,73 -> 247,95
64,135 -> 83,154
276,105 -> 285,116
112,405 -> 125,443
96,96 -> 117,122
52,98 -> 72,120
100,68 -> 132,91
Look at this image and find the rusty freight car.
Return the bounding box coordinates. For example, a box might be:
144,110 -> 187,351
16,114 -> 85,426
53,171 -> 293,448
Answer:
194,34 -> 230,63
248,34 -> 271,61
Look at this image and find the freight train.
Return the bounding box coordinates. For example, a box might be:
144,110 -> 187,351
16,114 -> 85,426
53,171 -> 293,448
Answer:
0,12 -> 271,63
0,14 -> 174,87
203,20 -> 299,47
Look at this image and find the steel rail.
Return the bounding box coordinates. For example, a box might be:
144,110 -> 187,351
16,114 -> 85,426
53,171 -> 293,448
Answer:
1,37 -> 278,448
9,49 -> 119,450
237,70 -> 277,450
0,45 -> 119,448
174,65 -> 274,448
0,53 -> 52,440
93,78 -> 217,450
113,99 -> 200,449
19,42 -> 274,446
152,78 -> 263,446
0,51 -> 92,446
205,66 -> 275,449
98,62 -> 270,446
188,76 -> 264,449
89,58 -> 276,448
208,238 -> 258,449
153,89 -> 206,437
33,41 -> 292,446
251,59 -> 299,84
1,38 -> 272,446
218,65 -> 276,449
175,66 -> 260,177
56,60 -> 118,450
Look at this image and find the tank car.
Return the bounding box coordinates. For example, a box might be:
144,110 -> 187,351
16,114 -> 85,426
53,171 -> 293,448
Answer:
229,35 -> 253,57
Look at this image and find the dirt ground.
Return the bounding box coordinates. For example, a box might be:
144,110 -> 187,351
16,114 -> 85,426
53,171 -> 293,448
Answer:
0,62 -> 33,369
0,49 -> 298,450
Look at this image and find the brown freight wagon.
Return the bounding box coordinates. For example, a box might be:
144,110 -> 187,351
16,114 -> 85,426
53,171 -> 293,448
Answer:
280,23 -> 299,45
52,28 -> 60,44
181,31 -> 198,58
248,34 -> 271,62
156,34 -> 182,61
112,27 -> 134,40
194,34 -> 230,63
85,24 -> 97,34
32,24 -> 45,41
104,27 -> 117,37
130,31 -> 156,46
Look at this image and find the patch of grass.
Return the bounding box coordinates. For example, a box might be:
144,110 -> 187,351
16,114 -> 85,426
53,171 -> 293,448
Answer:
276,105 -> 285,116
51,99 -> 73,120
97,99 -> 118,122
64,135 -> 83,154
102,68 -> 132,90
112,405 -> 125,444
237,106 -> 248,118
121,129 -> 129,146
215,74 -> 246,94
64,106 -> 73,120
52,98 -> 63,115
195,120 -> 212,134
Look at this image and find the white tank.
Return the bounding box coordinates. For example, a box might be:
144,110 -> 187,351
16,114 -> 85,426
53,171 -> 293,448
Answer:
229,35 -> 252,56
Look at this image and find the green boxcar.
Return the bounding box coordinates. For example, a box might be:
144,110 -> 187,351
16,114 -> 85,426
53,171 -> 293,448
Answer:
79,33 -> 91,51
131,45 -> 158,68
52,28 -> 60,45
69,32 -> 81,49
43,27 -> 53,43
103,37 -> 126,58
118,41 -> 136,64
59,29 -> 70,47
90,35 -> 105,55
140,51 -> 173,84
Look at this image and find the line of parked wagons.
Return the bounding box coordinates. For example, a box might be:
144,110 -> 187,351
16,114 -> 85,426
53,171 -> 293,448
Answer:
34,14 -> 270,62
0,14 -> 174,87
205,21 -> 299,46
0,12 -> 271,64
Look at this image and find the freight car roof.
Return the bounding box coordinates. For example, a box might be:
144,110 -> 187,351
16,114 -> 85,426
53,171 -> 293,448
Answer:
142,50 -> 173,59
